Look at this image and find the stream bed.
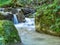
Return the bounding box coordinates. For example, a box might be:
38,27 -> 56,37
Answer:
15,18 -> 60,45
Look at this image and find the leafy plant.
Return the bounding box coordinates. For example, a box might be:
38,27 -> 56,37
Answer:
35,0 -> 60,32
0,0 -> 12,7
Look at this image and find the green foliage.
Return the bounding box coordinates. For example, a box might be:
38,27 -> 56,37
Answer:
35,0 -> 60,32
0,20 -> 21,44
0,0 -> 34,7
0,0 -> 12,7
0,0 -> 54,7
17,0 -> 33,6
17,0 -> 46,7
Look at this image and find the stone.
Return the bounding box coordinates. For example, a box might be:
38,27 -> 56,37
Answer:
17,10 -> 25,23
0,13 -> 6,20
21,8 -> 36,17
5,13 -> 13,21
0,13 -> 13,21
11,8 -> 18,14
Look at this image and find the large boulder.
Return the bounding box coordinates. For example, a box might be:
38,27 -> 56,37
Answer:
0,20 -> 21,45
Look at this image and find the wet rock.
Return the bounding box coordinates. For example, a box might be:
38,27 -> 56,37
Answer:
5,13 -> 13,21
21,8 -> 36,17
0,8 -> 26,23
4,7 -> 12,12
4,8 -> 18,14
17,10 -> 25,23
0,13 -> 6,20
11,8 -> 18,14
0,13 -> 13,21
0,8 -> 5,11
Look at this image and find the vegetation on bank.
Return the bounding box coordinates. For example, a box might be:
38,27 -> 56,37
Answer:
0,0 -> 53,7
35,0 -> 60,36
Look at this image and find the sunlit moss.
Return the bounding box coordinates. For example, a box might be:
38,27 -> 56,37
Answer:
0,20 -> 21,44
0,0 -> 12,7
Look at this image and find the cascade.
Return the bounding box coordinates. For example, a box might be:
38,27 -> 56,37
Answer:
13,14 -> 19,24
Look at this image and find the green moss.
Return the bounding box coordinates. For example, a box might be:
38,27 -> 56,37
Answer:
0,0 -> 12,7
0,20 -> 21,44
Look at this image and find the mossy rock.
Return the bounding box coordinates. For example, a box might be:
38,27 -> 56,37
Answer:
0,20 -> 21,45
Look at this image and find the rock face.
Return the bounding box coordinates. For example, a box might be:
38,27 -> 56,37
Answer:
5,13 -> 13,21
11,8 -> 18,14
0,7 -> 35,23
17,10 -> 25,23
0,13 -> 13,21
0,13 -> 5,20
0,20 -> 21,45
0,8 -> 26,23
22,8 -> 36,17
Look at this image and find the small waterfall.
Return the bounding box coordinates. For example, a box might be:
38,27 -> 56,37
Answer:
15,18 -> 35,31
13,14 -> 19,24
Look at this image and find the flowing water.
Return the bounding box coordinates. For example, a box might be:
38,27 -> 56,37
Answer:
15,18 -> 60,45
13,14 -> 19,24
15,18 -> 35,31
